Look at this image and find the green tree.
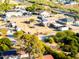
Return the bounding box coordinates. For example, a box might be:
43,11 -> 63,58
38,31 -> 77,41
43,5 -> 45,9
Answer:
29,18 -> 35,22
26,4 -> 45,12
54,31 -> 66,42
0,0 -> 15,12
0,3 -> 13,12
0,44 -> 10,51
1,38 -> 11,46
22,34 -> 45,59
0,28 -> 8,36
64,30 -> 75,36
44,37 -> 54,43
0,38 -> 12,51
54,30 -> 79,57
13,31 -> 24,39
63,45 -> 71,52
70,46 -> 78,57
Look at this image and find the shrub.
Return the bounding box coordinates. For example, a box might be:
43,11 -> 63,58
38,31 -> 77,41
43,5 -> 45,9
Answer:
44,37 -> 54,44
29,18 -> 35,22
13,31 -> 24,38
0,28 -> 8,35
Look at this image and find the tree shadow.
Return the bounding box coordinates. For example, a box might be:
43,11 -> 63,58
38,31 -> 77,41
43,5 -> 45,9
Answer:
21,21 -> 30,24
34,23 -> 45,27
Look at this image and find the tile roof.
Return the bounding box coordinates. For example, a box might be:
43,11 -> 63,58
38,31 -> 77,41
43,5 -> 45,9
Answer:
37,55 -> 54,59
43,55 -> 54,59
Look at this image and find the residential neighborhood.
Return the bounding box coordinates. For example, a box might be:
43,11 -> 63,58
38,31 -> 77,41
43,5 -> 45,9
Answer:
0,0 -> 79,59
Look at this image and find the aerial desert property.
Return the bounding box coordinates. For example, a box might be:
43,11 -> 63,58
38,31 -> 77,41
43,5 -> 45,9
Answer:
0,0 -> 79,59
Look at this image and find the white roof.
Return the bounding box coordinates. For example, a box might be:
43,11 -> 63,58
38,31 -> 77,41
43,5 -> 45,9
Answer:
40,11 -> 50,16
75,21 -> 79,23
53,23 -> 63,27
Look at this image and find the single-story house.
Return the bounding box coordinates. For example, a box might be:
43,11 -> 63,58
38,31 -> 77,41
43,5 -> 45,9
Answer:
51,23 -> 63,28
57,0 -> 75,4
14,8 -> 31,16
39,19 -> 52,27
5,10 -> 23,18
38,17 -> 54,27
38,11 -> 51,19
73,21 -> 79,26
57,26 -> 69,31
51,23 -> 69,31
42,19 -> 49,26
56,18 -> 74,25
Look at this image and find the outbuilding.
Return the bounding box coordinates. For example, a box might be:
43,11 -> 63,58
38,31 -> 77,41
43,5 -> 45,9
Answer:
38,11 -> 51,19
57,18 -> 74,25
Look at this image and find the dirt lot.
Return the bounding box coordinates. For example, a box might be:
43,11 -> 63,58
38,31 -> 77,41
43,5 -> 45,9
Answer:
9,16 -> 53,35
8,14 -> 79,35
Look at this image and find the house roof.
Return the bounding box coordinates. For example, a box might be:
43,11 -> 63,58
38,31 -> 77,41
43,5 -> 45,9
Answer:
40,11 -> 50,16
60,18 -> 74,22
37,55 -> 54,59
43,55 -> 54,59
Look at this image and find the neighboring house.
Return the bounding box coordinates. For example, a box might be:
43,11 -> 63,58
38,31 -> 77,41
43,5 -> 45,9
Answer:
57,0 -> 75,4
38,11 -> 51,19
56,18 -> 74,25
73,21 -> 79,26
41,19 -> 49,26
14,8 -> 29,15
16,0 -> 25,2
51,22 -> 63,28
51,22 -> 69,31
5,10 -> 23,18
57,26 -> 69,31
38,17 -> 54,27
38,18 -> 50,27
